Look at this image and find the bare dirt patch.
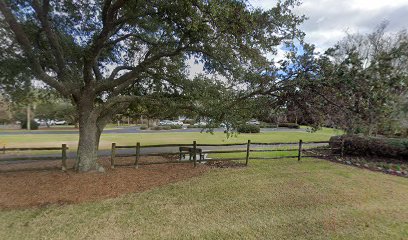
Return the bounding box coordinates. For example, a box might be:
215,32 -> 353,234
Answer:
0,156 -> 208,209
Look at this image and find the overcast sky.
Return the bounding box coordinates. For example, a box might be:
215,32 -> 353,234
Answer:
189,0 -> 408,76
251,0 -> 408,53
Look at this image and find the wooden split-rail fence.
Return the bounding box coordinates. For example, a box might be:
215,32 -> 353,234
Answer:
1,140 -> 344,172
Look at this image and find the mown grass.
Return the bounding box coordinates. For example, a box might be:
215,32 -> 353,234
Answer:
0,128 -> 340,150
1,158 -> 407,239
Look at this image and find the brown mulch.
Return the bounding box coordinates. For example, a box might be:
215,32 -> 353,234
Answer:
0,156 -> 208,209
206,160 -> 247,168
323,155 -> 408,178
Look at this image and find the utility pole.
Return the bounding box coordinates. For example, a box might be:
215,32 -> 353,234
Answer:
26,104 -> 31,130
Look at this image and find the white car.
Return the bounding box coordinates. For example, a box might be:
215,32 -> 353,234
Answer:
193,121 -> 207,126
159,120 -> 173,126
172,120 -> 184,126
54,120 -> 67,125
246,119 -> 260,125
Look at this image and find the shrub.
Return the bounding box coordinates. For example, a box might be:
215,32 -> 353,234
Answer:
278,123 -> 300,129
169,124 -> 182,129
237,124 -> 260,133
259,123 -> 275,128
139,125 -> 148,130
21,120 -> 39,130
330,135 -> 408,160
151,125 -> 172,130
183,119 -> 195,125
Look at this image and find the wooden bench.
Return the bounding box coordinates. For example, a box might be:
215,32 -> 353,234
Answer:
179,147 -> 205,161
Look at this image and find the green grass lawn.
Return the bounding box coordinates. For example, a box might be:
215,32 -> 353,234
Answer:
0,128 -> 341,151
1,158 -> 407,239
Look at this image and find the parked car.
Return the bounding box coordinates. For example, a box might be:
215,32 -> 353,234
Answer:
246,119 -> 260,125
193,121 -> 207,126
54,120 -> 67,125
172,120 -> 184,126
159,120 -> 173,126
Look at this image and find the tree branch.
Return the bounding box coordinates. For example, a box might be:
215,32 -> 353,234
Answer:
32,0 -> 66,76
93,95 -> 142,117
83,0 -> 126,84
0,1 -> 70,96
95,44 -> 189,93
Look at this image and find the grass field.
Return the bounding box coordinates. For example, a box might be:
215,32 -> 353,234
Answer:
0,127 -> 341,151
1,158 -> 407,239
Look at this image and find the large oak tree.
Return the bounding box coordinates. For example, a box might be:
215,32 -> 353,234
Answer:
0,0 -> 304,171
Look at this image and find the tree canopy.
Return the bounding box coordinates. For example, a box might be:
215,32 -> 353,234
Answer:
0,0 -> 305,171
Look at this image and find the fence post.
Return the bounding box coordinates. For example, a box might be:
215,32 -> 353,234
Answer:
298,139 -> 303,161
134,142 -> 140,168
111,143 -> 116,169
245,140 -> 251,166
340,139 -> 345,157
193,140 -> 197,167
61,144 -> 67,171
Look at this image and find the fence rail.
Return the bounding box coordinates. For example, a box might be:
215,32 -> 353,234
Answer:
1,140 -> 343,172
1,144 -> 69,171
110,140 -> 342,169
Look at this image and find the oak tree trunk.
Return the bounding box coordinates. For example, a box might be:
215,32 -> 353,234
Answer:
75,95 -> 107,172
76,117 -> 103,171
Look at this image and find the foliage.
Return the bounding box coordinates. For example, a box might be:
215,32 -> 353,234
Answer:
237,124 -> 260,133
151,126 -> 172,131
330,135 -> 408,159
278,123 -> 300,129
169,125 -> 182,129
285,24 -> 408,136
20,119 -> 39,130
0,0 -> 305,170
259,123 -> 275,128
35,102 -> 78,126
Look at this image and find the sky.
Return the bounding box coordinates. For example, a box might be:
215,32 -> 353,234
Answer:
250,0 -> 408,53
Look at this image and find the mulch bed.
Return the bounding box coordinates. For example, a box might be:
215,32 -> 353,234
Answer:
324,155 -> 408,178
206,160 -> 247,168
0,156 -> 208,209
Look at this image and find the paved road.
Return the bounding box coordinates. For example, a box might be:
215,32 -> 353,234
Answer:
0,127 -> 307,135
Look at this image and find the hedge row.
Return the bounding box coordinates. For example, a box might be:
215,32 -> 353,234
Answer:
237,124 -> 260,133
330,135 -> 408,160
21,120 -> 39,130
278,123 -> 300,129
140,125 -> 182,130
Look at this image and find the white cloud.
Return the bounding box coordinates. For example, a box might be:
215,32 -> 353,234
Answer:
250,0 -> 408,51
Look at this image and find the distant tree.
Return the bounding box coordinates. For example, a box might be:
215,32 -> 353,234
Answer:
287,24 -> 408,135
35,102 -> 78,127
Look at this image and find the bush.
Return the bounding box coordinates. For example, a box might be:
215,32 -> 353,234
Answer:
169,124 -> 182,129
139,125 -> 148,130
21,120 -> 39,130
278,123 -> 300,129
183,119 -> 195,125
330,135 -> 408,160
151,126 -> 172,130
237,124 -> 260,133
259,123 -> 275,128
